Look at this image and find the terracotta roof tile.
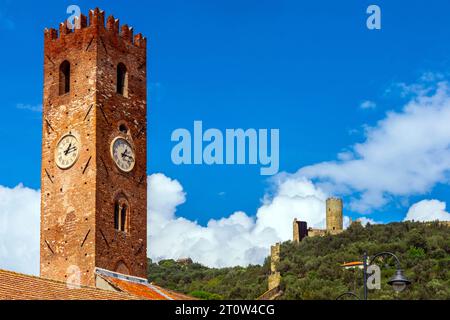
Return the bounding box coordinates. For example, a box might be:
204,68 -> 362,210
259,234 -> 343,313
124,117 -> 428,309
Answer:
0,269 -> 140,300
101,275 -> 196,300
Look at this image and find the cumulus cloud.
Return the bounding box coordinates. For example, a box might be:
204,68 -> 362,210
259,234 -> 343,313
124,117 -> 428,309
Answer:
147,173 -> 347,267
0,184 -> 40,275
147,173 -> 274,267
0,174 -> 331,271
404,199 -> 450,222
0,174 -> 369,272
298,81 -> 450,212
356,217 -> 380,226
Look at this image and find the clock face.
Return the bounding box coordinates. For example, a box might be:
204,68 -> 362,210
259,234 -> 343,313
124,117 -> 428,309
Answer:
111,137 -> 136,172
55,134 -> 80,169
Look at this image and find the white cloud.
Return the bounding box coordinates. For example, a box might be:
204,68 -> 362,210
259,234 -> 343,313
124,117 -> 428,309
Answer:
360,100 -> 376,110
147,173 -> 343,267
0,173 -> 361,271
356,217 -> 380,226
386,73 -> 446,98
0,184 -> 40,275
147,174 -> 275,267
404,199 -> 450,222
298,81 -> 450,212
0,173 -> 377,271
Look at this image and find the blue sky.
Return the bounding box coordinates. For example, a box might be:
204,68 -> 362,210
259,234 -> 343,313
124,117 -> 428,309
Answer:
1,0 -> 450,229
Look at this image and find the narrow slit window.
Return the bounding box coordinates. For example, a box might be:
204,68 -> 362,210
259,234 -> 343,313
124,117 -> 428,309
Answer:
59,60 -> 71,95
120,205 -> 127,232
117,63 -> 128,97
114,202 -> 120,230
114,198 -> 129,233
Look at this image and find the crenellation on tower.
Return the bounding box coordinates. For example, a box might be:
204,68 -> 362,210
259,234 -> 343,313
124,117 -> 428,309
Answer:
134,33 -> 147,48
76,14 -> 88,29
44,28 -> 58,41
121,25 -> 134,43
59,21 -> 70,37
89,8 -> 105,28
42,7 -> 146,49
106,15 -> 119,34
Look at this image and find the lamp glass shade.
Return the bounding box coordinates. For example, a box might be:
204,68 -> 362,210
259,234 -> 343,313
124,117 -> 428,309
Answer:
391,281 -> 407,292
388,269 -> 411,292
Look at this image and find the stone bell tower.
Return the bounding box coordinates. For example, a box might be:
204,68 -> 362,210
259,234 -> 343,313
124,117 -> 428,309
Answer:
40,8 -> 147,287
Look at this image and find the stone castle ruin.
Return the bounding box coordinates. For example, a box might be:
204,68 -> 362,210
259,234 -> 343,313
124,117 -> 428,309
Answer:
293,197 -> 344,243
268,243 -> 281,291
259,197 -> 345,299
258,243 -> 283,300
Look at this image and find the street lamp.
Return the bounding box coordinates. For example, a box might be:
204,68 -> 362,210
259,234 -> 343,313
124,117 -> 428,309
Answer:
388,269 -> 411,293
337,251 -> 411,300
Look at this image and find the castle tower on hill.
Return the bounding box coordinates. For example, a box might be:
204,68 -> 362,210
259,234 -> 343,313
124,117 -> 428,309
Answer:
326,197 -> 344,234
292,197 -> 344,242
293,219 -> 308,243
40,8 -> 147,287
268,243 -> 281,291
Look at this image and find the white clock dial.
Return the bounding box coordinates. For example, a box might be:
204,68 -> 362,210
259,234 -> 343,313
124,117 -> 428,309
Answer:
111,137 -> 136,172
55,134 -> 80,169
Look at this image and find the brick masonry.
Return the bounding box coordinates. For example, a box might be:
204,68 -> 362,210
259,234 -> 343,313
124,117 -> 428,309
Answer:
40,8 -> 147,287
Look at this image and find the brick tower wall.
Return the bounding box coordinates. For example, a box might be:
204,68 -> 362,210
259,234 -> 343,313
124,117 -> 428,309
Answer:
40,8 -> 147,286
94,11 -> 147,279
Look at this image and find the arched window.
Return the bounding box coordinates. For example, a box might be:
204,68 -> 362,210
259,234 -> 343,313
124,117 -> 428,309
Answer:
114,197 -> 129,232
119,123 -> 129,134
59,60 -> 71,95
117,63 -> 128,97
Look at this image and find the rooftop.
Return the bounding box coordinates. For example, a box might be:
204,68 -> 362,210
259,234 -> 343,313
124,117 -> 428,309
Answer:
0,269 -> 138,300
0,268 -> 195,300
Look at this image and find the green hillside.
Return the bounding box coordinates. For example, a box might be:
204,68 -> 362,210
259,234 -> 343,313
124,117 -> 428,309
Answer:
147,221 -> 450,300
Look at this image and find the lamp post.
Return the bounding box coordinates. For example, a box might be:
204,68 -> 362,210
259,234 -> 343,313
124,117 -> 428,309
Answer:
337,251 -> 411,300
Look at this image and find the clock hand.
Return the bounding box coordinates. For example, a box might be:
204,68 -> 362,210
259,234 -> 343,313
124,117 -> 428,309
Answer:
66,146 -> 77,155
120,150 -> 134,162
64,143 -> 72,155
121,154 -> 133,160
